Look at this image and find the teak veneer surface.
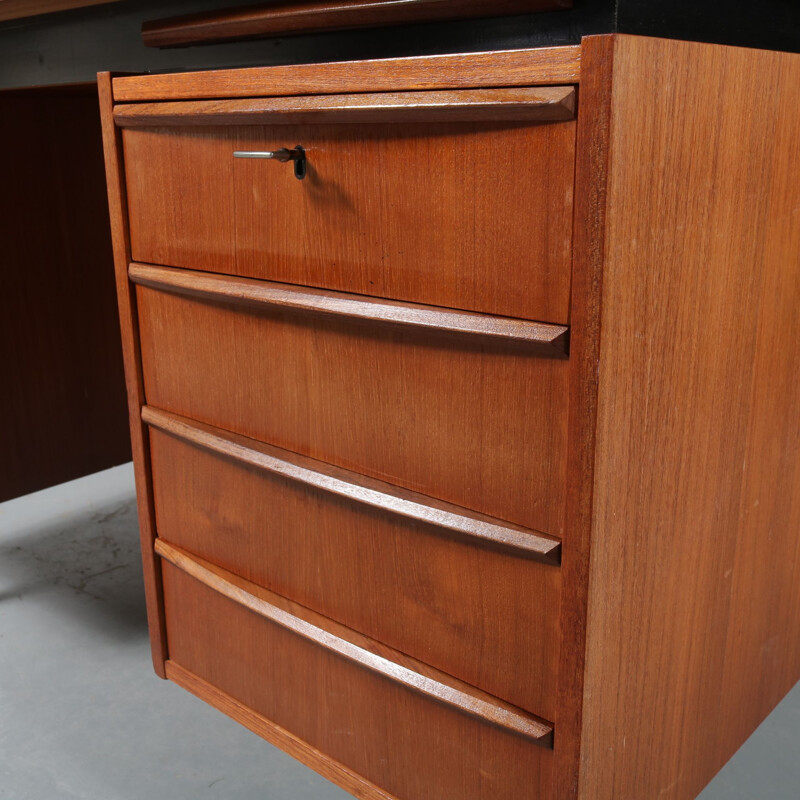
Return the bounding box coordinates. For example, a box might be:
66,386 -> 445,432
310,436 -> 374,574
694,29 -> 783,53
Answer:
123,117 -> 574,323
579,35 -> 800,800
111,45 -> 582,101
147,416 -> 560,716
161,558 -> 554,800
136,281 -> 569,537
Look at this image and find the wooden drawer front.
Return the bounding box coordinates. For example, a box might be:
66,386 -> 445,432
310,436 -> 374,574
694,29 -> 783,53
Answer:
148,412 -> 561,718
135,275 -> 569,537
122,116 -> 574,323
160,549 -> 554,800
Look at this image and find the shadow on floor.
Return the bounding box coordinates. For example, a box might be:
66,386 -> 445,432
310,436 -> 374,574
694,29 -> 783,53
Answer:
0,492 -> 148,641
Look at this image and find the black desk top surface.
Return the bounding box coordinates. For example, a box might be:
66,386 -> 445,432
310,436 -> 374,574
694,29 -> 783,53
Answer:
0,0 -> 797,90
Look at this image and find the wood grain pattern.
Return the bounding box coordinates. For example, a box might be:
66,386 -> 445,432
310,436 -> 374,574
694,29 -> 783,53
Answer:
114,86 -> 576,126
144,406 -> 561,562
157,540 -> 554,744
129,263 -> 569,351
579,35 -> 800,800
136,280 -> 569,537
142,0 -> 572,48
146,413 -> 560,716
123,118 -> 575,323
0,83 -> 130,501
552,33 -> 613,798
165,661 -> 396,800
112,46 -> 582,102
161,559 -> 555,800
97,73 -> 167,677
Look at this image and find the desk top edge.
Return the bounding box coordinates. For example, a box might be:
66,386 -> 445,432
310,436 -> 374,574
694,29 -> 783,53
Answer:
109,43 -> 583,102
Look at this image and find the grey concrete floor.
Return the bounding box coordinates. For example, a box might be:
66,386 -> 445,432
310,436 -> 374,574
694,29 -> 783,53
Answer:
0,465 -> 797,800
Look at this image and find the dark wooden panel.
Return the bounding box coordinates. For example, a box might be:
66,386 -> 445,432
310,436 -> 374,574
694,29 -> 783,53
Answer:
0,84 -> 130,501
124,117 -> 575,323
0,0 -> 116,22
161,557 -> 555,800
147,415 -> 561,716
137,281 -> 569,537
142,0 -> 572,48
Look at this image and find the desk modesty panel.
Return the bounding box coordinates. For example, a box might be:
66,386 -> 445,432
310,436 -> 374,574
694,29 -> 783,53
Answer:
99,36 -> 800,800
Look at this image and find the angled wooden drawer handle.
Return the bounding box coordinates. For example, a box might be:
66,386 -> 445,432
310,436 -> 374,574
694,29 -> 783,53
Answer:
113,87 -> 576,126
129,263 -> 569,352
155,539 -> 555,747
142,406 -> 562,564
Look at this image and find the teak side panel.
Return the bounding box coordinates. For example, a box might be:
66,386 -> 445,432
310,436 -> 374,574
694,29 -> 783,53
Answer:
148,423 -> 561,717
97,73 -> 167,676
112,46 -> 582,101
136,283 -> 569,537
123,119 -> 575,323
580,37 -> 800,800
161,561 -> 554,800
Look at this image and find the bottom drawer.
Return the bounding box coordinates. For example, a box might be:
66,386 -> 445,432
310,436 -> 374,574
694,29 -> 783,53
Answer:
160,546 -> 554,800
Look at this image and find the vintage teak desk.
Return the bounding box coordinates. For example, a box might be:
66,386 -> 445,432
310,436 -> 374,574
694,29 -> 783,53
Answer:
99,34 -> 800,800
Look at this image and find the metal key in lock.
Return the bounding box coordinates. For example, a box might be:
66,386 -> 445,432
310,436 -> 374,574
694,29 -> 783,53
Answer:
233,146 -> 307,179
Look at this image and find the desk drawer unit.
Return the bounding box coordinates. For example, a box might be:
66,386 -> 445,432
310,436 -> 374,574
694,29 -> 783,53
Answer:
100,37 -> 800,800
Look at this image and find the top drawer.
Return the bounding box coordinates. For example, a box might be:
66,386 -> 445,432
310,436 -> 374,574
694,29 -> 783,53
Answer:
119,88 -> 576,323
